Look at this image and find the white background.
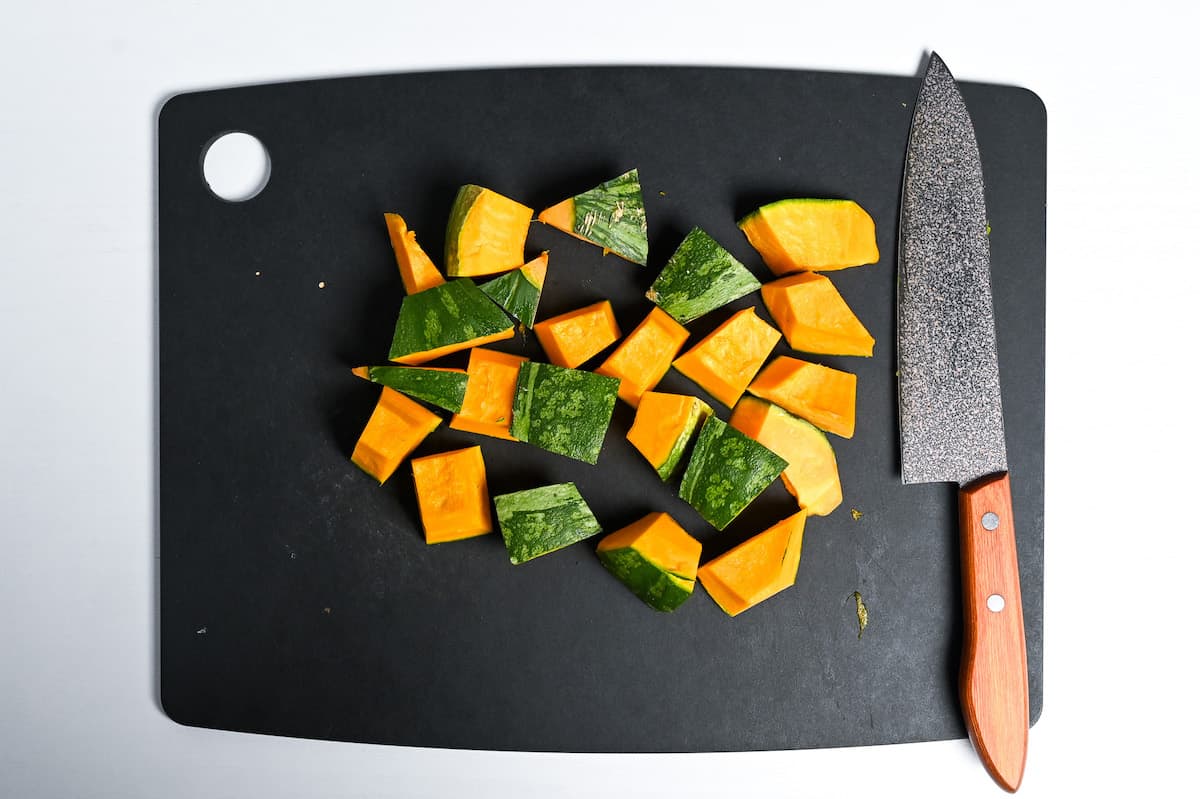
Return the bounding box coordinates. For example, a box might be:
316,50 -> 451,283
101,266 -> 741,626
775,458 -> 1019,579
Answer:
3,1 -> 1198,797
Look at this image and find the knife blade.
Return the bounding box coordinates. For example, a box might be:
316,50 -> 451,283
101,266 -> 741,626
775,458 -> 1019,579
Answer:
898,53 -> 1030,792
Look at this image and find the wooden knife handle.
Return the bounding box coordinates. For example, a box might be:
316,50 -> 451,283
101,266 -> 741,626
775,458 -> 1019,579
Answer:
959,472 -> 1029,792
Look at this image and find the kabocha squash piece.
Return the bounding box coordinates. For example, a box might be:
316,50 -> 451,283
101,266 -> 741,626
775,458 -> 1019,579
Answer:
698,510 -> 807,617
594,307 -> 689,406
760,272 -> 875,357
384,213 -> 446,294
389,279 -> 515,365
730,396 -> 843,517
671,307 -> 781,408
748,356 -> 857,438
678,416 -> 788,530
411,446 -> 492,544
480,251 -> 549,329
537,169 -> 649,265
510,362 -> 620,465
596,512 -> 702,612
532,300 -> 621,369
646,228 -> 761,324
351,365 -> 468,413
626,392 -> 712,481
494,482 -> 603,564
350,387 -> 442,484
444,185 -> 533,277
450,347 -> 529,440
738,198 -> 879,275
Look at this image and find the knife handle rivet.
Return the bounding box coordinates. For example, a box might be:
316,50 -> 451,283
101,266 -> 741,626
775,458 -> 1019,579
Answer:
981,511 -> 1000,531
986,594 -> 1006,612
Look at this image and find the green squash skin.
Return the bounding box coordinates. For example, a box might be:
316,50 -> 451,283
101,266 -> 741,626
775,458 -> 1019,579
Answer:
363,366 -> 468,413
388,278 -> 513,362
494,482 -> 603,564
655,398 -> 713,481
444,184 -> 485,277
510,362 -> 620,465
571,169 -> 649,266
480,266 -> 543,329
646,228 -> 761,324
678,417 -> 788,530
597,546 -> 695,612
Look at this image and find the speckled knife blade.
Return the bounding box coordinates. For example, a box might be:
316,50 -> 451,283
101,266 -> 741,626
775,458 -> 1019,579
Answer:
898,53 -> 1007,486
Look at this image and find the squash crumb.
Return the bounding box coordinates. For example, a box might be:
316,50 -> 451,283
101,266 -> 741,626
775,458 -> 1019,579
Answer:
847,591 -> 869,639
850,508 -> 863,521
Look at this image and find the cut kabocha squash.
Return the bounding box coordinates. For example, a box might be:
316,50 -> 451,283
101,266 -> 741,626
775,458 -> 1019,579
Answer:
449,347 -> 529,440
594,307 -> 689,406
510,362 -> 620,465
389,278 -> 515,365
672,307 -> 781,408
738,198 -> 879,275
760,272 -> 875,357
625,391 -> 712,481
730,396 -> 842,517
537,169 -> 649,265
494,482 -> 603,564
350,387 -> 442,484
411,446 -> 492,544
480,251 -> 548,329
384,213 -> 446,294
351,365 -> 468,413
444,185 -> 533,277
698,510 -> 807,617
748,356 -> 857,438
596,513 -> 702,612
532,300 -> 621,369
646,227 -> 761,324
678,416 -> 788,531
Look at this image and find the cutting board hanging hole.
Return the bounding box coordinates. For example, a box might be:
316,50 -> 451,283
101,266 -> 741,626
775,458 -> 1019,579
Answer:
202,131 -> 270,202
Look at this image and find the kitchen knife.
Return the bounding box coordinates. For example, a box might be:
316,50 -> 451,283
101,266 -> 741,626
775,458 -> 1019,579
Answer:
898,53 -> 1030,792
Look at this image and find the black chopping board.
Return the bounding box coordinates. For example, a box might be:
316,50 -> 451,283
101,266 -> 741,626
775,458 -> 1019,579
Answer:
158,65 -> 1045,752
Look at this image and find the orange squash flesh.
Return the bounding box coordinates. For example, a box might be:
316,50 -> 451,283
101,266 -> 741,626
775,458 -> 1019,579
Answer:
449,347 -> 529,440
671,307 -> 781,407
696,570 -> 752,616
350,387 -> 442,484
389,327 -> 515,366
411,445 -> 492,544
595,512 -> 702,580
697,510 -> 807,616
384,213 -> 446,294
594,307 -> 689,406
729,396 -> 842,516
738,199 -> 879,275
532,300 -> 621,369
625,392 -> 711,480
446,187 -> 533,277
522,251 -> 549,288
760,272 -> 874,357
537,198 -> 590,243
748,356 -> 857,438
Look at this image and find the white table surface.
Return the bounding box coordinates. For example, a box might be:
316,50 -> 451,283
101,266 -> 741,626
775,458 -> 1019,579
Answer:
3,1 -> 1198,796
